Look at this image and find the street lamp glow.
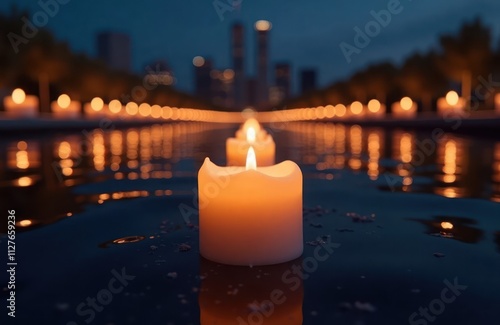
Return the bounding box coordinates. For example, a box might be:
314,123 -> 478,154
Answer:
255,20 -> 272,31
193,56 -> 205,67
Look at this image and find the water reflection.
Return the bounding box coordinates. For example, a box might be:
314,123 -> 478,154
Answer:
409,216 -> 484,244
433,136 -> 468,198
99,235 -> 146,248
495,231 -> 500,253
0,123 -> 222,233
199,258 -> 303,325
1,122 -> 499,233
493,143 -> 500,202
285,123 -> 498,202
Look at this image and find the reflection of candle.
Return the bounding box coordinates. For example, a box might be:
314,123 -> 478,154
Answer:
51,94 -> 81,119
199,258 -> 303,325
226,126 -> 276,166
437,91 -> 465,115
198,150 -> 303,266
392,97 -> 417,118
236,117 -> 268,141
3,88 -> 39,118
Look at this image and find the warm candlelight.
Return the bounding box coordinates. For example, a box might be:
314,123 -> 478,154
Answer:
84,97 -> 108,118
367,99 -> 386,118
348,101 -> 365,117
236,117 -> 268,141
51,94 -> 81,119
3,88 -> 39,118
226,126 -> 276,166
392,96 -> 417,118
198,148 -> 303,266
437,91 -> 466,115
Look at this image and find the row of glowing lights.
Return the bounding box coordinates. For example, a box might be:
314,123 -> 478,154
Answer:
9,89 -> 232,121
9,88 -> 464,121
273,92 -> 462,121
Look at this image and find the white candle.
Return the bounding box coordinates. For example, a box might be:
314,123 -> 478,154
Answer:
3,89 -> 39,118
51,94 -> 81,119
198,148 -> 303,266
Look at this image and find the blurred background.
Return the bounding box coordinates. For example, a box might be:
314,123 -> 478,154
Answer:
1,0 -> 500,112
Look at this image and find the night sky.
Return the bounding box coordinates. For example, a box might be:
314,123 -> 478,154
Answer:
2,0 -> 500,95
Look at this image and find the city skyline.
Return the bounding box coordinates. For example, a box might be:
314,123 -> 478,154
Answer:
2,0 -> 500,96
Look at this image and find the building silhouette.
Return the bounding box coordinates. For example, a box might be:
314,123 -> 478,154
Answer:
232,23 -> 246,110
97,32 -> 131,72
275,62 -> 291,101
300,69 -> 317,94
193,56 -> 213,102
255,20 -> 272,109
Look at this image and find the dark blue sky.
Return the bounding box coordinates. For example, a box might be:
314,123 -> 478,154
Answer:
2,0 -> 499,95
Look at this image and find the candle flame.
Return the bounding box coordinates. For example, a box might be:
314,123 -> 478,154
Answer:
246,146 -> 257,170
441,221 -> 453,230
12,88 -> 26,104
247,127 -> 256,143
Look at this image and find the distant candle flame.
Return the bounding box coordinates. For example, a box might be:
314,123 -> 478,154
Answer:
445,91 -> 459,106
12,88 -> 26,104
247,127 -> 256,143
400,97 -> 413,111
441,221 -> 454,230
57,94 -> 71,109
246,146 -> 257,171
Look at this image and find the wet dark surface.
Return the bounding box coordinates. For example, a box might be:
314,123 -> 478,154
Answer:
0,122 -> 499,325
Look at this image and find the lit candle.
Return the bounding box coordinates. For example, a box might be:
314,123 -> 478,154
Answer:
367,99 -> 386,118
3,88 -> 39,118
437,91 -> 466,116
198,148 -> 303,266
84,97 -> 108,118
51,94 -> 81,119
348,101 -> 365,118
108,99 -> 124,118
392,97 -> 417,118
495,93 -> 500,114
226,126 -> 275,166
